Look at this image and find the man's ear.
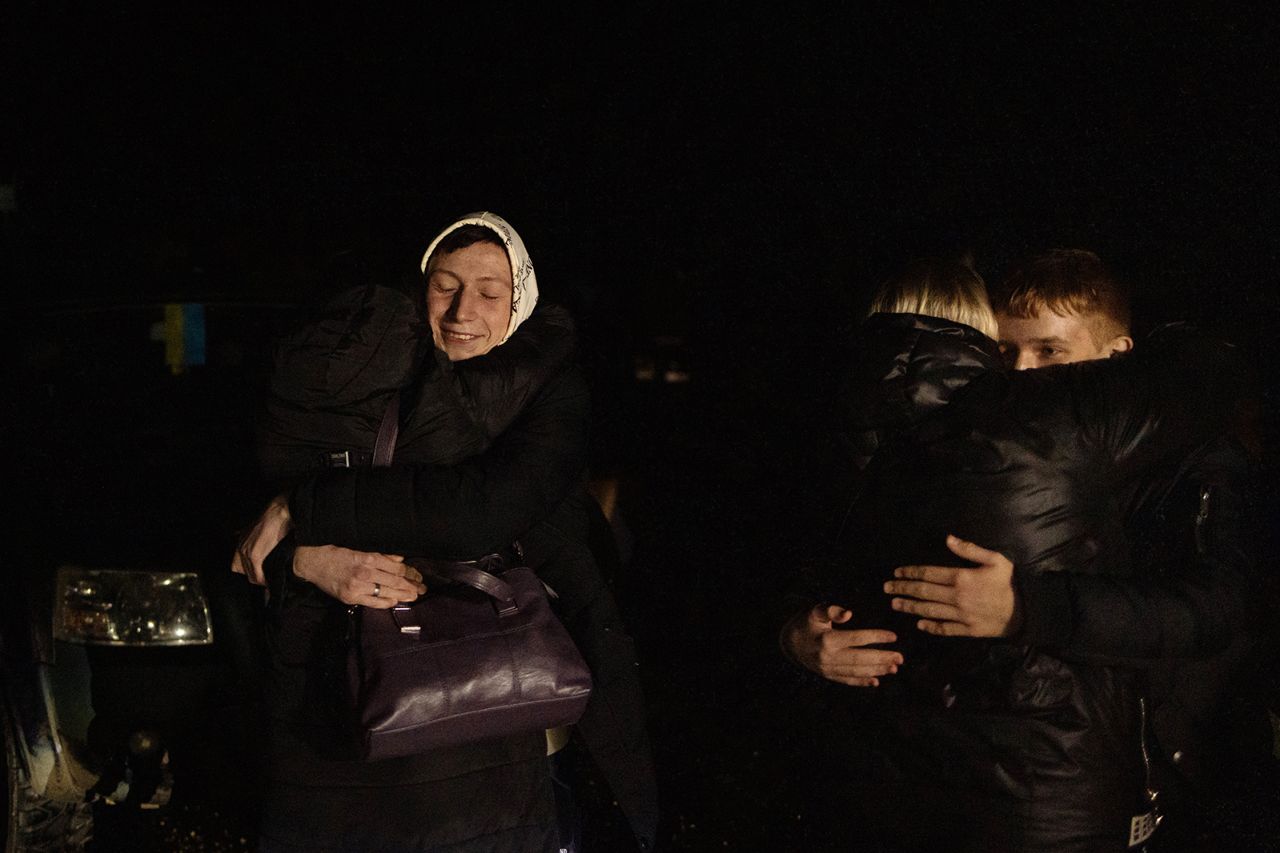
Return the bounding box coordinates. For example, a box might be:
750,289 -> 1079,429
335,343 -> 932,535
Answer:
1105,335 -> 1134,357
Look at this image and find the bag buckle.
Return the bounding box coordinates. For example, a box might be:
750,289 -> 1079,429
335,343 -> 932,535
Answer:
392,604 -> 421,635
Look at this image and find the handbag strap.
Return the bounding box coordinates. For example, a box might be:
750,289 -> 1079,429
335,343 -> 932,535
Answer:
372,391 -> 402,468
408,557 -> 520,617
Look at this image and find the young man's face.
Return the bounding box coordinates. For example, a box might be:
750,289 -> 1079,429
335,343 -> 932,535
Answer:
995,310 -> 1133,370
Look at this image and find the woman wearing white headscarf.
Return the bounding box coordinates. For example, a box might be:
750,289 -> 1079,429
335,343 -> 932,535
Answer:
239,213 -> 656,852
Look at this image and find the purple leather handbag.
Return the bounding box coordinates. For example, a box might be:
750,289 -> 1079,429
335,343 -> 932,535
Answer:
344,391 -> 592,761
347,555 -> 593,760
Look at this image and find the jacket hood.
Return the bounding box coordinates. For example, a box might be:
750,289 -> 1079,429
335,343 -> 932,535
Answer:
270,283 -> 424,412
846,312 -> 1004,434
420,212 -> 538,346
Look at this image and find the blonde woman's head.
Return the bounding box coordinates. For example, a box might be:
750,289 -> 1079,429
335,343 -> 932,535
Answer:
868,258 -> 998,340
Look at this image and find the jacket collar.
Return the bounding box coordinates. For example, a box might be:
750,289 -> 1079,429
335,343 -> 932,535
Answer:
846,312 -> 1005,432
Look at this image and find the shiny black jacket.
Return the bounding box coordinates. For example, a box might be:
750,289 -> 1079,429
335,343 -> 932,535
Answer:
825,313 -> 1236,850
1119,435 -> 1271,827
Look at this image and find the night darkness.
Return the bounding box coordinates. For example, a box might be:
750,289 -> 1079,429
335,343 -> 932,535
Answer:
10,6 -> 1280,312
5,4 -> 1280,851
11,5 -> 1280,437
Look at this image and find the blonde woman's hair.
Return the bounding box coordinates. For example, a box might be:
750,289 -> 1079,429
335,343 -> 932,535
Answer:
868,258 -> 998,340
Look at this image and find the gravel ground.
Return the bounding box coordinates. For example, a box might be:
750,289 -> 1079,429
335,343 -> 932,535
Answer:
89,801 -> 257,853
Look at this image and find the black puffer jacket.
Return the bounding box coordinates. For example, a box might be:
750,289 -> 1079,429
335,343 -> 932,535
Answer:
1118,435 -> 1273,843
258,285 -> 655,852
825,313 -> 1235,852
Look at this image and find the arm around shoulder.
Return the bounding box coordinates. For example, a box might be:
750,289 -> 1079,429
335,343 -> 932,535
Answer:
290,366 -> 590,558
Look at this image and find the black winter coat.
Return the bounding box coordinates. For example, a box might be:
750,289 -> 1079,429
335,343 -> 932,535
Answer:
258,282 -> 576,484
1118,435 -> 1272,841
258,286 -> 655,852
825,313 -> 1236,852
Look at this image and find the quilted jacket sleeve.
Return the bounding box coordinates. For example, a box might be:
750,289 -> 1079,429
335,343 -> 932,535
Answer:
1017,436 -> 1258,666
288,365 -> 590,559
1069,324 -> 1241,476
447,304 -> 577,439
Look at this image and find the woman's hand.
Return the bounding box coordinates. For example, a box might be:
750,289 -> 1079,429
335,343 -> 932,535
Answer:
780,604 -> 902,687
293,545 -> 426,608
232,494 -> 293,585
884,534 -> 1023,638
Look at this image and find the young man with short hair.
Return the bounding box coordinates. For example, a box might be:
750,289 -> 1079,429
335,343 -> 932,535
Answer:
994,248 -> 1133,369
783,249 -> 1268,849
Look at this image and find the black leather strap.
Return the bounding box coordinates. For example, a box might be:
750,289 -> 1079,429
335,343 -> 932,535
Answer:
372,392 -> 401,468
408,557 -> 520,617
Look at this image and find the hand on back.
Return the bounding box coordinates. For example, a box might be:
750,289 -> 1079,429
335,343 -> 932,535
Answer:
884,534 -> 1022,638
232,493 -> 293,586
232,494 -> 425,608
781,604 -> 901,688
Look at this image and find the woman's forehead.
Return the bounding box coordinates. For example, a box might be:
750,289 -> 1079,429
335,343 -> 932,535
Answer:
428,242 -> 513,284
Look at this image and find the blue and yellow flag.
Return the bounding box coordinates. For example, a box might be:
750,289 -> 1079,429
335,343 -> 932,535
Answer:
163,303 -> 207,375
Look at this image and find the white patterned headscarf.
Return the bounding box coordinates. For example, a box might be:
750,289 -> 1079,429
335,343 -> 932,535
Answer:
420,212 -> 538,346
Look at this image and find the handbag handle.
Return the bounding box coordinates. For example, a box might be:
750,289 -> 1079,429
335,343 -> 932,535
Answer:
372,392 -> 402,468
370,396 -> 523,624
407,557 -> 520,617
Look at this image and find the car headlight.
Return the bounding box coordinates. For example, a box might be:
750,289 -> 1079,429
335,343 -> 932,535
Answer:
53,567 -> 214,646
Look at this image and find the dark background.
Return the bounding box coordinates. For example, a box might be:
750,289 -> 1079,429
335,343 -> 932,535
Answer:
6,5 -> 1279,850
9,4 -> 1278,466
7,5 -> 1279,320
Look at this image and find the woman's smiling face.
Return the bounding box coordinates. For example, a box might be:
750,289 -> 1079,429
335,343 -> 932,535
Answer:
426,241 -> 514,360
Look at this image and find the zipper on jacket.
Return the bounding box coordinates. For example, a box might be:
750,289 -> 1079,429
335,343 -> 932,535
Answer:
1130,696 -> 1164,848
1194,485 -> 1212,556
